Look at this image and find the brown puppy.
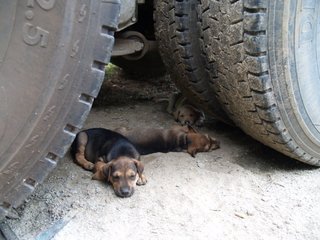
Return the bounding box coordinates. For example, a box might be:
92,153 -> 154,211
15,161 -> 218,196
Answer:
71,128 -> 147,198
165,92 -> 205,127
92,157 -> 146,197
115,125 -> 189,155
115,125 -> 219,157
173,104 -> 205,127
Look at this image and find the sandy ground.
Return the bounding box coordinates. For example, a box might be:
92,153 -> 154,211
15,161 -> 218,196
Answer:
5,68 -> 320,240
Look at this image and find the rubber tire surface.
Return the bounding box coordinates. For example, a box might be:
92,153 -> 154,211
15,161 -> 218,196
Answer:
0,0 -> 120,219
153,0 -> 231,123
199,0 -> 320,165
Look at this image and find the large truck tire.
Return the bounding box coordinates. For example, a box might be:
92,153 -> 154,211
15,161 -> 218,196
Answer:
199,0 -> 320,165
0,0 -> 120,219
153,0 -> 231,123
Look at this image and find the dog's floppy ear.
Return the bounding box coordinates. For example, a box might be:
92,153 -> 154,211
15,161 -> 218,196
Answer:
133,159 -> 144,175
173,109 -> 180,121
92,161 -> 113,181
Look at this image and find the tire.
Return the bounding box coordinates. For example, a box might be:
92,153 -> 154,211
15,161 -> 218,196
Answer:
153,0 -> 231,123
0,0 -> 120,219
199,0 -> 320,165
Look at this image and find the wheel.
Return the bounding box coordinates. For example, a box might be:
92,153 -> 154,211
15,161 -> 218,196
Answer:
0,0 -> 120,219
153,0 -> 231,123
199,0 -> 320,165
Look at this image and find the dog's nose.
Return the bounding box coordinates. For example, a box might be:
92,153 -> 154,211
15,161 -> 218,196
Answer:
120,187 -> 131,197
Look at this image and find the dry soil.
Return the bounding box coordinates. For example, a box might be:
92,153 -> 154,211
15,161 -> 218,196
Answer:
5,67 -> 320,240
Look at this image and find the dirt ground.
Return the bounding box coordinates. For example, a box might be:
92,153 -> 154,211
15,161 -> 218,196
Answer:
5,67 -> 320,240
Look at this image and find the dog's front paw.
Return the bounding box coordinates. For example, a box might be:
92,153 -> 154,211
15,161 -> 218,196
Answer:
137,174 -> 147,186
84,162 -> 95,171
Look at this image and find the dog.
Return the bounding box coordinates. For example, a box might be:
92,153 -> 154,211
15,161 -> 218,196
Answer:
71,128 -> 147,198
166,92 -> 205,127
173,104 -> 205,127
115,125 -> 220,157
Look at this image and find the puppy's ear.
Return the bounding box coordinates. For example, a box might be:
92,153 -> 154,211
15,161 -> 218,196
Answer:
92,161 -> 113,181
133,160 -> 144,175
173,110 -> 180,121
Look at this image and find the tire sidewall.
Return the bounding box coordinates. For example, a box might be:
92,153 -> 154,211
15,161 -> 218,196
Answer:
268,0 -> 320,159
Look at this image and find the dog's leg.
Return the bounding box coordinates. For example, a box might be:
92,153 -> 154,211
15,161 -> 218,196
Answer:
76,146 -> 95,171
133,160 -> 147,185
137,174 -> 147,186
92,161 -> 111,181
74,132 -> 95,171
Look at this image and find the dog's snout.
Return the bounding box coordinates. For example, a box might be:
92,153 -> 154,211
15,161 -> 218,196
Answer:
120,187 -> 131,197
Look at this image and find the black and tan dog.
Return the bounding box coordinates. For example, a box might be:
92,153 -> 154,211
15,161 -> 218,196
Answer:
115,125 -> 220,157
71,128 -> 147,198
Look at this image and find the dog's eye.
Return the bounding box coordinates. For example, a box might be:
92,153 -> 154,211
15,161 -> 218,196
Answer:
190,114 -> 194,117
180,114 -> 184,118
113,176 -> 120,181
129,174 -> 136,180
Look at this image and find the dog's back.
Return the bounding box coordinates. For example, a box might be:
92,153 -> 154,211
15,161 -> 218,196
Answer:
115,126 -> 189,155
71,128 -> 139,163
115,125 -> 220,157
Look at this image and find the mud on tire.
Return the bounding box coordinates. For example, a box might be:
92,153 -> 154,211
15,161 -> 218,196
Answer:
0,0 -> 120,219
199,0 -> 320,165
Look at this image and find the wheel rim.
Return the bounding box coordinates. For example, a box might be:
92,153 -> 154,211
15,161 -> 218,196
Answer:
295,0 -> 320,134
288,0 -> 320,144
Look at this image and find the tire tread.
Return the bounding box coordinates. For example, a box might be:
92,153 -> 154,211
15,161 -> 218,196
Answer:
0,0 -> 120,220
154,0 -> 231,123
199,0 -> 320,165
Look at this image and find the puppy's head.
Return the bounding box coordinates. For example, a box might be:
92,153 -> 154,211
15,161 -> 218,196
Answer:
92,157 -> 144,198
187,133 -> 220,157
173,105 -> 204,126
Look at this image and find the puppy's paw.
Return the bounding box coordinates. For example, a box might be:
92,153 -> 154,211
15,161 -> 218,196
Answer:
137,174 -> 147,186
84,162 -> 95,171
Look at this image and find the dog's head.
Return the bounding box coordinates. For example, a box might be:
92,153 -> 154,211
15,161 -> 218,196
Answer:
92,157 -> 144,198
187,133 -> 220,157
173,105 -> 205,126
